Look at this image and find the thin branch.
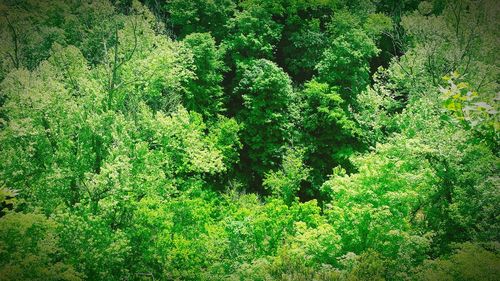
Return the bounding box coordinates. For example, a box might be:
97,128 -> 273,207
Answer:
5,16 -> 20,68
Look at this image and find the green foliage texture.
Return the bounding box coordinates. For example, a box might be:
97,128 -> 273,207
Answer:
0,0 -> 498,280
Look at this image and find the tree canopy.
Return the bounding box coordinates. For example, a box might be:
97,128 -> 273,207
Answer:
0,0 -> 498,280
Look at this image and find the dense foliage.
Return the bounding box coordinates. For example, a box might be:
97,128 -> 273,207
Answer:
0,0 -> 498,280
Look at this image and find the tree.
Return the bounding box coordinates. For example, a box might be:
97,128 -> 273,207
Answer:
160,0 -> 236,40
234,59 -> 294,181
0,190 -> 82,281
298,80 -> 361,188
182,33 -> 226,120
223,9 -> 283,66
322,87 -> 499,275
414,242 -> 500,281
316,11 -> 380,100
263,148 -> 310,205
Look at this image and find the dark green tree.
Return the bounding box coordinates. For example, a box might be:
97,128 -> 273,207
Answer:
234,59 -> 294,182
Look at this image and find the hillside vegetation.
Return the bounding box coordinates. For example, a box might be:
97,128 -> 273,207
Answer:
0,0 -> 498,280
